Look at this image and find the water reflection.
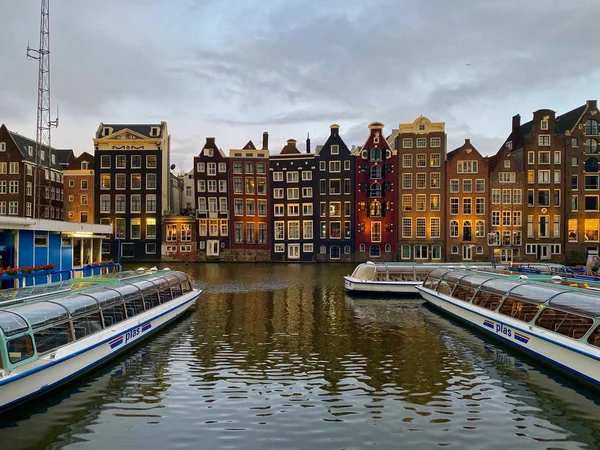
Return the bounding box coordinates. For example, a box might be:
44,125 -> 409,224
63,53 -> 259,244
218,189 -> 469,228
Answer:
0,263 -> 598,449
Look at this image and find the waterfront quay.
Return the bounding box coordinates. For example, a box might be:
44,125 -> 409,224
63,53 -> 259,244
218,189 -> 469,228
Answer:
2,263 -> 600,449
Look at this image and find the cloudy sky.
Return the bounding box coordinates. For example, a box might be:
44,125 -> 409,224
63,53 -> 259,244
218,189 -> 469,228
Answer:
1,0 -> 599,172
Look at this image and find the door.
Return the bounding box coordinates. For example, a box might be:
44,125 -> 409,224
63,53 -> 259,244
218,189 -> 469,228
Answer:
539,245 -> 550,260
288,244 -> 300,260
207,240 -> 219,256
500,248 -> 513,263
462,245 -> 472,261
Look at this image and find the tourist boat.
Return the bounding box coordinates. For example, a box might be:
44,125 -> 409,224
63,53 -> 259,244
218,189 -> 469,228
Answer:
0,269 -> 201,412
507,263 -> 571,275
344,262 -> 499,295
416,268 -> 600,387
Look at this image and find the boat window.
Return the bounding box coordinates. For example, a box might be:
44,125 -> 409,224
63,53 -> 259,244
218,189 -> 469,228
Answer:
535,308 -> 594,340
129,280 -> 161,310
472,290 -> 503,311
163,273 -> 183,297
12,302 -> 69,329
50,294 -> 100,317
34,322 -> 72,354
452,285 -> 477,302
84,288 -> 123,309
587,325 -> 600,348
549,292 -> 600,317
479,278 -> 521,296
115,285 -> 145,318
73,312 -> 104,339
423,269 -> 447,290
0,311 -> 29,336
7,335 -> 34,364
351,264 -> 376,280
498,298 -> 540,323
508,285 -> 558,304
102,305 -> 126,327
458,274 -> 496,289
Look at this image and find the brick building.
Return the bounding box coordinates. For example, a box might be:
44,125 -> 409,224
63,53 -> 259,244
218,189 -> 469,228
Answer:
315,125 -> 355,262
445,139 -> 490,262
355,122 -> 397,261
229,136 -> 271,261
395,116 -> 446,261
64,152 -> 95,223
270,139 -> 316,261
161,215 -> 197,261
194,137 -> 230,259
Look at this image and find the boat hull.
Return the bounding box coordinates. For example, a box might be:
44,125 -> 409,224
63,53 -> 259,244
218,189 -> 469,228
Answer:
344,276 -> 420,295
0,289 -> 200,412
416,286 -> 600,387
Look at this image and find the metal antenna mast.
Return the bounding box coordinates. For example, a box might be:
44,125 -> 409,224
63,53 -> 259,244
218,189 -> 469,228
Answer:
27,0 -> 58,219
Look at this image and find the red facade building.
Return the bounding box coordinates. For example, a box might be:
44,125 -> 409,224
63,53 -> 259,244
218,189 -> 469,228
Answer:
355,122 -> 397,261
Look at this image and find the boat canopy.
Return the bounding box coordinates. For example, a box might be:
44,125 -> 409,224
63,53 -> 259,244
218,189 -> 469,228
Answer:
0,270 -> 194,336
424,269 -> 600,318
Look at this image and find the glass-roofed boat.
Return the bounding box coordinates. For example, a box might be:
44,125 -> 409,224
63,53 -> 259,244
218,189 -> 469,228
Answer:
0,269 -> 201,412
417,268 -> 600,387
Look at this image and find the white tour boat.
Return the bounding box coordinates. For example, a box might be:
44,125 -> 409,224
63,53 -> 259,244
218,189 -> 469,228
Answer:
0,269 -> 201,412
344,262 -> 498,295
416,268 -> 600,387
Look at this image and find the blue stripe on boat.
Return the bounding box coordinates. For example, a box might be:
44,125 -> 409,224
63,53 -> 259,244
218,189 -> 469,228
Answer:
141,323 -> 152,332
514,332 -> 530,344
483,320 -> 494,329
109,337 -> 123,349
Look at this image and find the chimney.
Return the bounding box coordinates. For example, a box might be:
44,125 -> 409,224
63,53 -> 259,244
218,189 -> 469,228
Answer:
464,138 -> 470,145
306,133 -> 311,154
262,132 -> 269,150
205,137 -> 215,148
330,124 -> 340,137
587,100 -> 598,110
512,114 -> 521,149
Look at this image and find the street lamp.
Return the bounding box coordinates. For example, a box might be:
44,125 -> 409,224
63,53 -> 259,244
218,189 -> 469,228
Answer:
488,232 -> 498,270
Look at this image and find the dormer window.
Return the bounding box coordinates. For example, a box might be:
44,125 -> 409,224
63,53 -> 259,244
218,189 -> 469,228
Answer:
0,142 -> 5,152
540,120 -> 549,130
150,126 -> 160,137
370,148 -> 381,162
506,141 -> 512,150
103,127 -> 111,136
419,124 -> 425,131
81,161 -> 89,170
205,148 -> 214,157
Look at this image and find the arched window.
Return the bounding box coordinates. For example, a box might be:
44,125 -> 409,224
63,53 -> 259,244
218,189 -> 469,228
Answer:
450,220 -> 459,237
385,244 -> 391,252
463,220 -> 472,241
370,200 -> 381,217
585,138 -> 598,154
359,243 -> 365,252
320,245 -> 326,254
585,157 -> 599,173
369,182 -> 382,198
476,220 -> 485,237
585,119 -> 598,135
370,165 -> 381,179
369,245 -> 381,257
344,245 -> 351,254
476,246 -> 483,254
451,246 -> 458,254
370,147 -> 381,162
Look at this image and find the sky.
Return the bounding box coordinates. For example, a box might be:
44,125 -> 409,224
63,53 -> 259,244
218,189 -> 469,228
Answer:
1,0 -> 599,173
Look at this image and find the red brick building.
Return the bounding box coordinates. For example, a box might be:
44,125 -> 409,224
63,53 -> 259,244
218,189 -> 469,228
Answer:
445,139 -> 490,262
64,152 -> 95,223
355,122 -> 397,261
161,215 -> 197,261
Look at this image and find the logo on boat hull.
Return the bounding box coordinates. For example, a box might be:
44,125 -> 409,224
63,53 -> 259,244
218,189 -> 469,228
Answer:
109,322 -> 153,350
481,319 -> 530,345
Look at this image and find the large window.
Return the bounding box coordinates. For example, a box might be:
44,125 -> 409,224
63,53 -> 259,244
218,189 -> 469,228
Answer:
450,220 -> 459,238
585,219 -> 599,241
431,218 -> 440,238
100,194 -> 110,213
371,222 -> 381,242
402,194 -> 413,211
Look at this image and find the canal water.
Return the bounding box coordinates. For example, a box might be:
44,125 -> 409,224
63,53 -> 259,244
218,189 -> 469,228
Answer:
2,263 -> 600,449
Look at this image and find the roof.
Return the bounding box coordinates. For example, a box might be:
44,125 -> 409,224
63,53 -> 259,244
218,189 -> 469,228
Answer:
64,152 -> 94,171
96,123 -> 166,138
242,140 -> 256,150
4,126 -> 66,171
280,140 -> 301,155
55,149 -> 75,167
555,104 -> 587,133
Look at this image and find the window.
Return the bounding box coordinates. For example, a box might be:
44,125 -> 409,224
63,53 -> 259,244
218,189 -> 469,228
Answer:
330,202 -> 341,217
344,178 -> 351,195
274,188 -> 284,199
401,245 -> 411,259
402,194 -> 412,211
0,142 -> 4,152
572,195 -> 579,212
286,171 -> 299,183
287,187 -> 300,200
144,155 -> 157,169
80,195 -> 88,206
498,172 -> 515,184
330,222 -> 342,239
219,162 -> 227,173
430,137 -> 441,147
302,170 -> 312,181
402,173 -> 412,189
145,173 -> 156,190
131,218 -> 141,239
287,204 -> 299,216
288,221 -> 300,240
8,181 -> 18,194
416,154 -> 426,167
369,245 -> 381,258
450,198 -> 459,215
370,148 -> 381,161
370,165 -> 381,179
371,222 -> 381,242
115,194 -> 126,213
100,155 -> 111,169
585,195 -> 599,211
476,198 -> 485,215
415,173 -> 426,189
9,162 -> 18,174
502,189 -> 511,204
369,182 -> 381,198
416,218 -> 426,238
585,219 -> 599,241
585,175 -> 599,190
302,187 -> 313,198
26,182 -> 32,197
274,221 -> 285,240
538,135 -> 551,146
502,211 -> 511,226
130,155 -> 141,169
100,194 -> 110,213
344,160 -> 351,171
538,170 -> 550,184
414,245 -> 428,259
329,161 -> 341,173
430,194 -> 440,211
303,220 -> 313,239
431,218 -> 440,238
131,194 -> 141,212
258,199 -> 267,216
450,220 -> 459,237
568,219 -> 578,242
513,211 -> 522,226
457,161 -> 478,173
207,180 -> 217,192
207,163 -> 216,176
131,173 -> 141,189
463,179 -> 472,193
450,180 -> 459,193
9,201 -> 19,215
585,119 -> 598,135
402,154 -> 413,168
402,138 -> 413,148
475,220 -> 485,238
538,215 -> 550,238
329,180 -> 341,195
429,173 -> 440,189
369,200 -> 381,217
402,218 -> 412,238
416,194 -> 426,212
539,151 -> 550,164
553,215 -> 560,238
416,138 -> 426,148
463,198 -> 472,215
554,190 -> 561,207
430,153 -> 440,167
146,194 -> 157,212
